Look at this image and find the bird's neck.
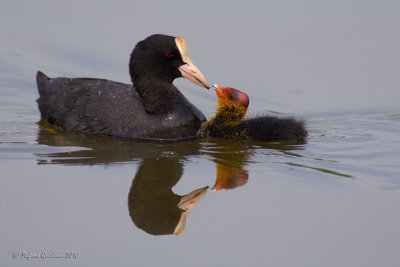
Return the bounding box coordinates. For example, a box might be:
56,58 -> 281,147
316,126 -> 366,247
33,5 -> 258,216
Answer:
201,99 -> 248,134
130,67 -> 180,114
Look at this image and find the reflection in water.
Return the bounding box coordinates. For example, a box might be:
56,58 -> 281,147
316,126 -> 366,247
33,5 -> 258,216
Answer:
213,160 -> 249,191
128,158 -> 208,235
36,120 -> 203,164
35,122 -> 307,235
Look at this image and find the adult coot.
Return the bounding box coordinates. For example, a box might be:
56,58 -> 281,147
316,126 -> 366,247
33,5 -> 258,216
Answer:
36,34 -> 209,141
200,85 -> 308,142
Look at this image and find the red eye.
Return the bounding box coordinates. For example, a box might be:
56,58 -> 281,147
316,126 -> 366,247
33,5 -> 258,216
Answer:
165,52 -> 174,58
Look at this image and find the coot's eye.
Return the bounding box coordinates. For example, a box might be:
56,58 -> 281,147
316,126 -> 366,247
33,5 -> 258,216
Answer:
165,52 -> 174,58
228,93 -> 234,100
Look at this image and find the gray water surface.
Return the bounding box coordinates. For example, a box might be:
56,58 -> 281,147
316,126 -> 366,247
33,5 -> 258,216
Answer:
1,1 -> 400,266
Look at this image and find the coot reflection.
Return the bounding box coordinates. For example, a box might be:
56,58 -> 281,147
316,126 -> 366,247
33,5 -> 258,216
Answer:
128,158 -> 208,235
35,123 -> 306,235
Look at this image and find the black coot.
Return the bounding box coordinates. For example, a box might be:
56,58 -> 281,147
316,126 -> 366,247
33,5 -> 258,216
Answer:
36,34 -> 209,141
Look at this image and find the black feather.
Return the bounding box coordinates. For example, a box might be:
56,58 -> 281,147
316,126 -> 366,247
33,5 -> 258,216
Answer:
36,34 -> 206,141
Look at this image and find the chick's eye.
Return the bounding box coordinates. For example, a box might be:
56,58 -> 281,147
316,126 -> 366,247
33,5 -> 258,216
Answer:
165,52 -> 174,58
228,93 -> 234,100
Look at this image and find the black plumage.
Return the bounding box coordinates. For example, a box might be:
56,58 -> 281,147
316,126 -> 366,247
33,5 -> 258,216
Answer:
36,34 -> 209,141
200,85 -> 308,142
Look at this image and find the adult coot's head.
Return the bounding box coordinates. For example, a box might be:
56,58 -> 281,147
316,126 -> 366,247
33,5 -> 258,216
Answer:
129,35 -> 209,113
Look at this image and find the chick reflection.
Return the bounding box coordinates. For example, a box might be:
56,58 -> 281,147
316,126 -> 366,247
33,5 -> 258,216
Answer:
212,159 -> 249,191
202,141 -> 253,191
128,157 -> 208,235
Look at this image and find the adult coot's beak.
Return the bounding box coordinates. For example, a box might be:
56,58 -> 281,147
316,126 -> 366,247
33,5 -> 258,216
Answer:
173,186 -> 208,235
176,37 -> 209,89
179,60 -> 209,89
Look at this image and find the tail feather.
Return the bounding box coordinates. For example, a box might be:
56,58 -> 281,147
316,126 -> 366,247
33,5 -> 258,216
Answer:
36,71 -> 50,96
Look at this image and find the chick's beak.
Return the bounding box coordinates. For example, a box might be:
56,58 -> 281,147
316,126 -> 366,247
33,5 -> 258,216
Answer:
213,84 -> 223,97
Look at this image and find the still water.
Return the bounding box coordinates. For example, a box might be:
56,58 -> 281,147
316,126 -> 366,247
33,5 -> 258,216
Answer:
1,1 -> 400,266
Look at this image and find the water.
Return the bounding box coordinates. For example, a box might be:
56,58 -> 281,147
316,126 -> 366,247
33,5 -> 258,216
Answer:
1,1 -> 400,266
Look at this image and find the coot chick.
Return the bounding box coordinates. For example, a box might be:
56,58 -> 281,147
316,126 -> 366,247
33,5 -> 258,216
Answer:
36,34 -> 209,141
200,85 -> 308,142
